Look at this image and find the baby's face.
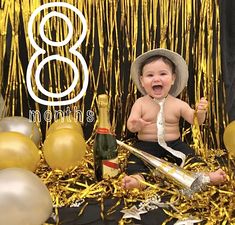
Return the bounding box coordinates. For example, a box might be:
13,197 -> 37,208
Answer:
140,58 -> 175,99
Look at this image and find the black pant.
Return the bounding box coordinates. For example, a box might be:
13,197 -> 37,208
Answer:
126,138 -> 204,175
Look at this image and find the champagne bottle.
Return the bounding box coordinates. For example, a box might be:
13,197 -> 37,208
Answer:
93,94 -> 119,181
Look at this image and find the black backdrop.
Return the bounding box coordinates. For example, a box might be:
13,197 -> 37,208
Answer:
1,0 -> 234,145
220,0 -> 235,122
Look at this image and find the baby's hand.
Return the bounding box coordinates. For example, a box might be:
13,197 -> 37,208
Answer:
196,97 -> 208,112
131,118 -> 151,130
122,174 -> 145,190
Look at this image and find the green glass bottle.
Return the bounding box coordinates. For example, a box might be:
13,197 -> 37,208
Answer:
93,94 -> 119,181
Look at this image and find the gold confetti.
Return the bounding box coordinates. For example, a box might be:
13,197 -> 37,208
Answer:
1,1 -> 234,224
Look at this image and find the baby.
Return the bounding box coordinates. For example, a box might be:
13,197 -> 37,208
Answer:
122,48 -> 227,190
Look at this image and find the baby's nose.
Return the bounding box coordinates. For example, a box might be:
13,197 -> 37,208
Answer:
153,75 -> 160,82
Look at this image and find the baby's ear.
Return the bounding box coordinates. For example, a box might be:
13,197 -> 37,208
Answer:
171,73 -> 176,85
140,75 -> 144,85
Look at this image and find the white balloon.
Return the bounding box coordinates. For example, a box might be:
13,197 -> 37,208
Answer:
0,168 -> 53,225
0,116 -> 41,147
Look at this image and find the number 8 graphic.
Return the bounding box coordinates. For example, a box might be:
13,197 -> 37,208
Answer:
27,2 -> 88,106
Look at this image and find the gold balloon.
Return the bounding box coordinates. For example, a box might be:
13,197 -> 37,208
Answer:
43,128 -> 86,172
223,121 -> 235,157
0,132 -> 40,171
46,116 -> 83,137
0,168 -> 53,225
0,116 -> 42,147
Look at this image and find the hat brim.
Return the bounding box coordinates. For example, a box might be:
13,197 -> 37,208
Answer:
130,48 -> 188,97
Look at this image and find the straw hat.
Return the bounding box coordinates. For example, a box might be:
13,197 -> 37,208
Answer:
130,48 -> 189,97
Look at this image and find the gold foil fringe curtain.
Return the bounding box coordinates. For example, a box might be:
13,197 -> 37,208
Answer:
0,0 -> 227,149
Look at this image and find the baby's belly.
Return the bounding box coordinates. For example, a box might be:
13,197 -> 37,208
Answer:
137,125 -> 180,142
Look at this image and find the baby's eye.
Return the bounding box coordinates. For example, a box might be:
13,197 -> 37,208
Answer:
160,72 -> 167,76
146,74 -> 153,77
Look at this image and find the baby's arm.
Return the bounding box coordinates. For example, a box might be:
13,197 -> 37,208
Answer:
127,99 -> 151,132
180,97 -> 208,125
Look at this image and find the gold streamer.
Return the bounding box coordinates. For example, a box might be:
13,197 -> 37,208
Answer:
0,0 -> 227,146
36,144 -> 235,224
1,1 -> 233,224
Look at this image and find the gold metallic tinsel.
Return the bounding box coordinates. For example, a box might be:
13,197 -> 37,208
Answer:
1,0 -> 234,224
36,144 -> 234,224
0,0 -> 227,148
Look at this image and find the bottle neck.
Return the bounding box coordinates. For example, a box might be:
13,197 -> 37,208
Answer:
98,106 -> 111,130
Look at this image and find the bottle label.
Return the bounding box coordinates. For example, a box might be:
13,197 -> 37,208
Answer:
96,128 -> 111,134
102,157 -> 119,179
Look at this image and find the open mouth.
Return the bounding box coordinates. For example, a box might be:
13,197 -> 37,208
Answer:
152,84 -> 163,92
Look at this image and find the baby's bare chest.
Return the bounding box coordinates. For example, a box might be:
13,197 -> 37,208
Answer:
141,104 -> 180,123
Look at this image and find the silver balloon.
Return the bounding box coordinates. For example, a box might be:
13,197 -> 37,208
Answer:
0,168 -> 53,225
0,116 -> 41,147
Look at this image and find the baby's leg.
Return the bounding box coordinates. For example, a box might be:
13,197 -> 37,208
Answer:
122,174 -> 145,190
208,168 -> 227,185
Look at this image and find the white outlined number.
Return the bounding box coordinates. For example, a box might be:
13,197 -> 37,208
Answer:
27,2 -> 88,106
